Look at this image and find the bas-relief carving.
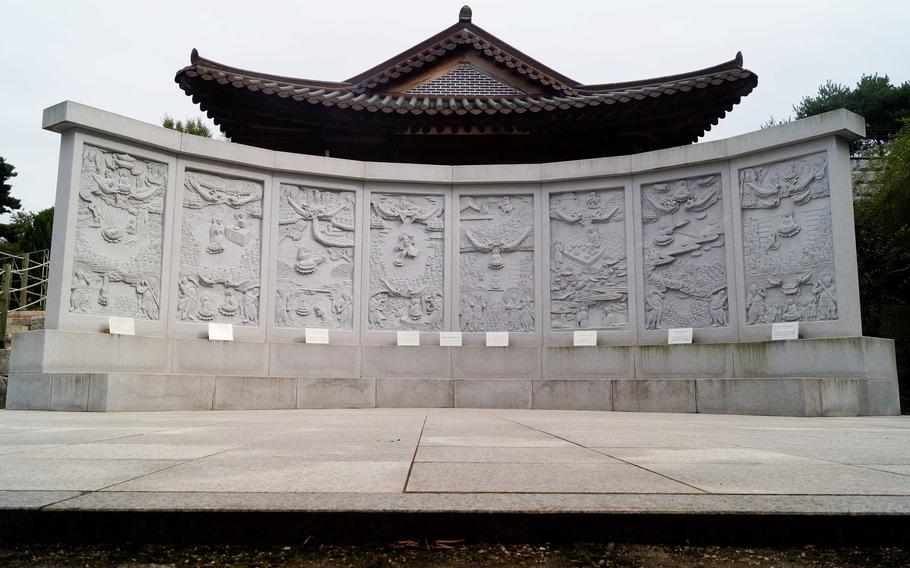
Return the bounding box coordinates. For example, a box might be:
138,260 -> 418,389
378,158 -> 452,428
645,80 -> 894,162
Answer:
459,195 -> 535,332
549,190 -> 628,330
176,171 -> 263,326
368,193 -> 445,330
740,152 -> 837,325
640,175 -> 729,330
275,184 -> 355,329
70,145 -> 167,319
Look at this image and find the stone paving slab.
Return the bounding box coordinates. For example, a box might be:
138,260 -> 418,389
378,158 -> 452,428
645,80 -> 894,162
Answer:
1,408 -> 910,515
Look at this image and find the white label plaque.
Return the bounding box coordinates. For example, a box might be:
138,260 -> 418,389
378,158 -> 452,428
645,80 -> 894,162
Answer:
108,316 -> 135,336
772,322 -> 799,341
208,322 -> 233,341
439,331 -> 462,347
668,327 -> 693,345
305,327 -> 330,344
397,330 -> 421,347
573,330 -> 598,347
486,332 -> 509,347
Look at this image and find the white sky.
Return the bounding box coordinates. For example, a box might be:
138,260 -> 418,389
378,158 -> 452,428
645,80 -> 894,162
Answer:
1,0 -> 908,216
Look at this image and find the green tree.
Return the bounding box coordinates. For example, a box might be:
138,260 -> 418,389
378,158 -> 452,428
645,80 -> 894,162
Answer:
794,74 -> 910,154
0,156 -> 23,215
0,207 -> 54,254
162,115 -> 213,138
853,121 -> 910,410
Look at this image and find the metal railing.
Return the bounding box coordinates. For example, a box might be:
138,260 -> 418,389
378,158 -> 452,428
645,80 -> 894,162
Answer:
0,249 -> 50,346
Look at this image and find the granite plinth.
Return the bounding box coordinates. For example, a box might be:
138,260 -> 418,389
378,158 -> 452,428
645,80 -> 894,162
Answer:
6,330 -> 898,415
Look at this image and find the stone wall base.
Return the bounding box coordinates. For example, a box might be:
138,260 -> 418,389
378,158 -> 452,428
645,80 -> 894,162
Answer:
4,330 -> 901,416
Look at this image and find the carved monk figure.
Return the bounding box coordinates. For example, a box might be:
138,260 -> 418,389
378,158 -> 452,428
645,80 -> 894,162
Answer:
206,216 -> 225,254
368,294 -> 387,328
197,296 -> 217,321
332,292 -> 353,327
135,278 -> 159,320
241,288 -> 259,324
425,294 -> 442,327
488,247 -> 504,270
177,277 -> 199,320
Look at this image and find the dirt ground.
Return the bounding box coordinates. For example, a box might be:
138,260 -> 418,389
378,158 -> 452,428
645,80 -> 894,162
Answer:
1,542 -> 909,567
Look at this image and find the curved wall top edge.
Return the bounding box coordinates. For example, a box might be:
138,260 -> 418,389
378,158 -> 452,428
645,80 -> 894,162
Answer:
42,100 -> 866,185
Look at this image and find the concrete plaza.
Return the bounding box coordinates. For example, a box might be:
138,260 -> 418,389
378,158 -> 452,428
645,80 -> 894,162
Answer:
2,407 -> 910,518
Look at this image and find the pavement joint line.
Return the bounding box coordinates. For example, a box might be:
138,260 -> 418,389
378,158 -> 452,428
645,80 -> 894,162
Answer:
504,417 -> 711,495
0,431 -> 159,458
402,411 -> 429,493
35,426 -> 320,509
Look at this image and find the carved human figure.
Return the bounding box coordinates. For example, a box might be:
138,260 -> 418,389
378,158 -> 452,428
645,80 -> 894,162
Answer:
206,216 -> 225,254
746,285 -> 767,325
709,288 -> 728,327
177,277 -> 199,321
197,296 -> 217,321
332,292 -> 353,327
425,293 -> 442,327
233,211 -> 249,230
393,232 -> 420,266
241,288 -> 259,324
368,294 -> 388,328
519,299 -> 535,332
552,241 -> 565,269
488,247 -> 504,270
407,296 -> 424,321
645,289 -> 665,330
585,191 -> 601,209
295,245 -> 325,275
275,289 -> 291,327
314,305 -> 328,323
219,290 -> 240,317
296,295 -> 313,317
814,276 -> 837,320
776,209 -> 801,238
135,278 -> 159,320
575,304 -> 589,328
782,301 -> 802,322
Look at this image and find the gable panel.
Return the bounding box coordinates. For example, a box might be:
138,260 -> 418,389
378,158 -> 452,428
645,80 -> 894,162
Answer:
405,64 -> 525,96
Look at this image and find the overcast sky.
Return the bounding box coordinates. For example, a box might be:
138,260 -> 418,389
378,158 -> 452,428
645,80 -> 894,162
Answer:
1,0 -> 908,216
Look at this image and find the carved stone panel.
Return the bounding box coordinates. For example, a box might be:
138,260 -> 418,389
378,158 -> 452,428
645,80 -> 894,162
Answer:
459,194 -> 535,332
275,184 -> 356,330
70,145 -> 167,319
640,175 -> 728,329
740,152 -> 837,325
368,193 -> 445,331
175,171 -> 263,326
549,189 -> 628,330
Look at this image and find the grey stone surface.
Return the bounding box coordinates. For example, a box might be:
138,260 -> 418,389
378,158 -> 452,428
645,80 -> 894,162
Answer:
270,343 -> 360,378
532,379 -> 613,411
859,379 -> 901,416
90,373 -> 216,411
541,346 -> 632,379
636,344 -> 733,379
172,339 -> 268,376
213,376 -> 296,410
376,378 -> 453,408
3,407 -> 910,516
361,346 -> 451,378
454,379 -> 532,409
696,378 -> 822,417
613,379 -> 696,413
452,347 -> 541,379
49,373 -> 92,411
11,330 -> 171,374
297,378 -> 375,409
4,373 -> 51,410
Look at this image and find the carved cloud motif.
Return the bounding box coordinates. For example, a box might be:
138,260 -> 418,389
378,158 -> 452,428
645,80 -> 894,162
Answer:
176,171 -> 263,326
275,185 -> 356,330
70,145 -> 167,320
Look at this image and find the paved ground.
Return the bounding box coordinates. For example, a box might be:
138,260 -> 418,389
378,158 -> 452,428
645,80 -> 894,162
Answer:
2,407 -> 910,517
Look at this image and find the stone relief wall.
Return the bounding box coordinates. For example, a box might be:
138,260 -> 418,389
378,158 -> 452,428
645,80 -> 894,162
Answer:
175,171 -> 263,326
274,184 -> 356,329
549,190 -> 628,330
740,152 -> 837,325
459,194 -> 535,332
640,175 -> 729,330
70,145 -> 167,319
368,193 -> 445,330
